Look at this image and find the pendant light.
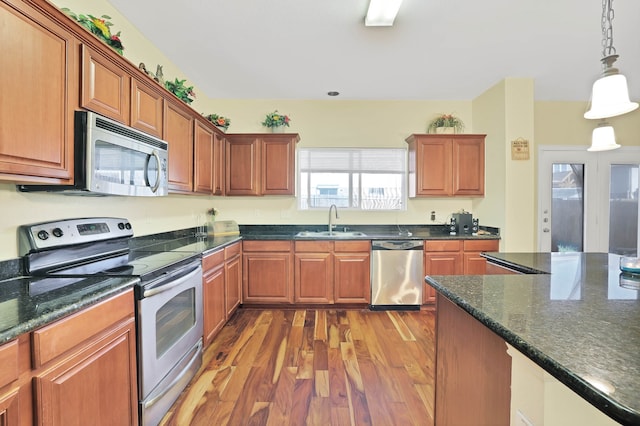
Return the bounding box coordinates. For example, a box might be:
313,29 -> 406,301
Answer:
365,0 -> 403,26
587,121 -> 620,152
584,0 -> 638,119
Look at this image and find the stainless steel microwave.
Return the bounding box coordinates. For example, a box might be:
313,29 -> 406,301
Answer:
19,111 -> 168,196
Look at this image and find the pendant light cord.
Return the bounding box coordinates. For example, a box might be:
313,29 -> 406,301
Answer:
601,0 -> 617,66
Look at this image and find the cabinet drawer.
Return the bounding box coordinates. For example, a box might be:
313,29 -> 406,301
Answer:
32,290 -> 134,368
203,248 -> 224,271
334,240 -> 371,252
295,241 -> 333,252
425,240 -> 462,252
243,240 -> 292,252
463,239 -> 499,252
225,242 -> 242,259
0,339 -> 19,389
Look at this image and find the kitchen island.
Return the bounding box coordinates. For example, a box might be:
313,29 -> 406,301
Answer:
426,252 -> 639,425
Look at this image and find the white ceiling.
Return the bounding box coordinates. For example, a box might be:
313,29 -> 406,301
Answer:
107,0 -> 640,102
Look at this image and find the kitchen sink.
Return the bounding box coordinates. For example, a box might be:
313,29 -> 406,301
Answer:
295,231 -> 367,238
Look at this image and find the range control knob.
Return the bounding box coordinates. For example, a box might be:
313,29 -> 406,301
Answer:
37,230 -> 49,241
52,228 -> 64,238
125,222 -> 132,230
118,222 -> 125,230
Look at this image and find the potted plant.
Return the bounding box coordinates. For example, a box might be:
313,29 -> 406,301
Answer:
61,9 -> 124,55
427,114 -> 465,134
204,114 -> 231,131
262,110 -> 291,132
164,78 -> 196,104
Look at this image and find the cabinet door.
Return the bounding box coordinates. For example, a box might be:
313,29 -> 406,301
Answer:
416,138 -> 452,196
262,136 -> 296,195
225,137 -> 260,195
130,77 -> 163,138
0,1 -> 76,182
0,389 -> 19,426
203,265 -> 225,346
295,253 -> 333,303
164,100 -> 194,192
453,137 -> 485,195
225,254 -> 242,318
243,250 -> 293,303
424,252 -> 463,275
212,133 -> 225,196
34,318 -> 138,426
334,252 -> 370,304
81,45 -> 130,124
194,119 -> 214,194
463,253 -> 488,275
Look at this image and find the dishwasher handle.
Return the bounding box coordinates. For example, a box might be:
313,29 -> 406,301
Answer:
372,240 -> 424,250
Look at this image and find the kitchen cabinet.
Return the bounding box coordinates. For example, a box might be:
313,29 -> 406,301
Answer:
202,249 -> 226,346
463,239 -> 500,274
224,242 -> 242,317
0,337 -> 27,425
130,77 -> 164,138
202,242 -> 242,345
406,134 -> 485,197
436,294 -> 511,425
294,241 -> 334,303
1,0 -> 78,184
80,44 -> 130,125
32,290 -> 138,426
242,240 -> 294,303
164,99 -> 194,193
334,241 -> 371,304
294,240 -> 370,304
194,118 -> 215,195
225,134 -> 300,196
194,119 -> 226,196
423,239 -> 500,304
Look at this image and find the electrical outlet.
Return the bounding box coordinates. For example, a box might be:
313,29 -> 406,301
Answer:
430,211 -> 436,221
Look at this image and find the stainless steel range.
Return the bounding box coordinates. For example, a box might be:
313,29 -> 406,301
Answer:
19,217 -> 203,426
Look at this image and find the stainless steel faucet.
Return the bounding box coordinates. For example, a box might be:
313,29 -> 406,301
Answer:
328,204 -> 339,234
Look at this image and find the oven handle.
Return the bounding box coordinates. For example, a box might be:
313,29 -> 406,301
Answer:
142,262 -> 201,298
142,339 -> 203,410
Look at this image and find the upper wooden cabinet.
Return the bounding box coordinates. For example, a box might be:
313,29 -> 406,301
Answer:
130,78 -> 164,138
165,100 -> 194,193
225,134 -> 300,196
192,122 -> 224,196
406,134 -> 485,197
0,0 -> 78,184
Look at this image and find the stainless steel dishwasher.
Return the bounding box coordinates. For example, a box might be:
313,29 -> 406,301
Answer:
370,240 -> 423,310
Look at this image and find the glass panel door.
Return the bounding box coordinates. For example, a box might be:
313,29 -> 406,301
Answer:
608,164 -> 639,256
551,163 -> 584,252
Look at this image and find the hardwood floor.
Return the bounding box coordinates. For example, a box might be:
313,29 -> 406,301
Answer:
160,308 -> 436,426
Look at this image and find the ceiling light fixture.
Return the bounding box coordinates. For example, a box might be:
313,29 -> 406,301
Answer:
584,0 -> 638,120
365,0 -> 403,26
588,121 -> 620,152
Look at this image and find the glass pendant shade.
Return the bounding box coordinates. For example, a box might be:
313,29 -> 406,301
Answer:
365,0 -> 403,26
584,73 -> 639,119
588,123 -> 620,152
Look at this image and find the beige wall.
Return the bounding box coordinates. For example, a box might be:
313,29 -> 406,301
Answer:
1,0 -> 638,261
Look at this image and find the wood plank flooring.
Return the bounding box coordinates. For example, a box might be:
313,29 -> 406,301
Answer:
160,308 -> 435,425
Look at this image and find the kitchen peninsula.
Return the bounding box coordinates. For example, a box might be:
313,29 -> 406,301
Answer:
426,252 -> 640,425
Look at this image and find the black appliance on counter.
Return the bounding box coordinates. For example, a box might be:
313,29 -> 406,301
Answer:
18,217 -> 203,426
448,212 -> 479,235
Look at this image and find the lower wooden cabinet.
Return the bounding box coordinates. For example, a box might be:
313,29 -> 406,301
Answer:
294,240 -> 370,304
423,239 -> 500,304
32,290 -> 138,426
224,243 -> 242,317
202,242 -> 243,345
243,241 -> 294,303
203,249 -> 226,346
0,388 -> 20,425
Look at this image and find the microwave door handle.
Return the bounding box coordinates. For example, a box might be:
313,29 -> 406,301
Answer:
146,150 -> 161,193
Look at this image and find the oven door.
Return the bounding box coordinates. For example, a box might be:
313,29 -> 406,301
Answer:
137,259 -> 203,401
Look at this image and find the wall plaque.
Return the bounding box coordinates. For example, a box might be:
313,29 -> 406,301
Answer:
511,138 -> 530,160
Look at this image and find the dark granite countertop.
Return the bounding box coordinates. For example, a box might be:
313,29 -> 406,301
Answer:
239,224 -> 500,240
0,274 -> 138,345
426,252 -> 640,425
